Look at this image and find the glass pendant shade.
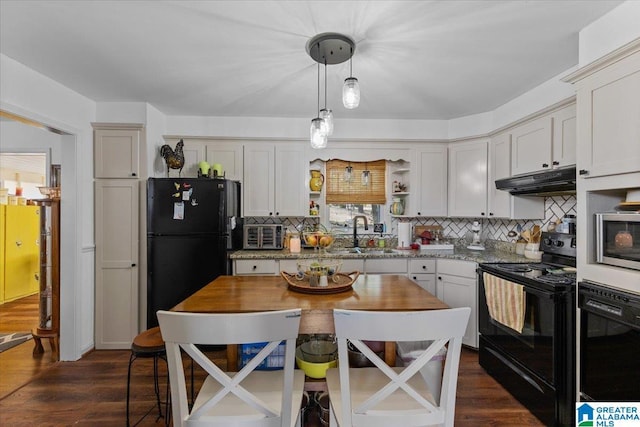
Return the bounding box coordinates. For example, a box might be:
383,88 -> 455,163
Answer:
319,108 -> 334,135
310,118 -> 328,149
343,77 -> 360,109
361,170 -> 370,186
344,164 -> 353,181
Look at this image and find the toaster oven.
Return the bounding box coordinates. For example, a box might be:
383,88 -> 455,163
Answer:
243,224 -> 284,250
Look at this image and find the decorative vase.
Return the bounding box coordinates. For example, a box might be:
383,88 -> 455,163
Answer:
390,197 -> 404,215
309,170 -> 324,191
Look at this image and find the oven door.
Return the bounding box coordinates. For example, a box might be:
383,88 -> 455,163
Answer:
479,271 -> 563,384
579,282 -> 640,401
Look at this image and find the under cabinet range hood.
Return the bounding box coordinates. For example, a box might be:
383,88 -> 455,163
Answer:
495,166 -> 576,196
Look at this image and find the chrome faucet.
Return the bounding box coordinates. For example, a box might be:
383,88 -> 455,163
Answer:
353,215 -> 369,248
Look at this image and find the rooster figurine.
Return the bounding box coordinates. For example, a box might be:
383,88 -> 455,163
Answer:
160,139 -> 185,177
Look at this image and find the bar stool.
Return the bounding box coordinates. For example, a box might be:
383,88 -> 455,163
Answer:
126,326 -> 169,426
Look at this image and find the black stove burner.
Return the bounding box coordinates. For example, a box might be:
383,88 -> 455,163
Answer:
496,264 -> 532,273
535,273 -> 576,285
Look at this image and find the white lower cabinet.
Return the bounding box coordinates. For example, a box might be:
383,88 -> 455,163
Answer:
340,259 -> 365,274
408,259 -> 436,295
234,259 -> 278,275
364,258 -> 408,274
436,259 -> 478,348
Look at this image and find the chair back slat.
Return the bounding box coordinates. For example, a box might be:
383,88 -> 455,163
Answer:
329,307 -> 470,427
157,309 -> 303,427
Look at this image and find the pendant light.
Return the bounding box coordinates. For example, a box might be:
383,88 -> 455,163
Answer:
343,46 -> 360,109
306,33 -> 358,148
344,163 -> 353,182
310,60 -> 327,149
319,60 -> 334,136
361,163 -> 370,186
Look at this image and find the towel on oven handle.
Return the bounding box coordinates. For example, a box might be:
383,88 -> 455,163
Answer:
483,273 -> 526,333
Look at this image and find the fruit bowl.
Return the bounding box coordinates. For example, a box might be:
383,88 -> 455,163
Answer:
296,259 -> 342,280
302,230 -> 334,249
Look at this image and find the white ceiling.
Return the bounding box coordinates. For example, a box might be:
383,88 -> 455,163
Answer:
0,0 -> 624,121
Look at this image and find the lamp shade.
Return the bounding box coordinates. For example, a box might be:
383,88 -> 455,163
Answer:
319,108 -> 334,136
310,118 -> 328,149
343,77 -> 360,109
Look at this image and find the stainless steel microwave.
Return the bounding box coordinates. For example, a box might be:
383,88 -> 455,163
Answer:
595,213 -> 640,270
243,224 -> 284,250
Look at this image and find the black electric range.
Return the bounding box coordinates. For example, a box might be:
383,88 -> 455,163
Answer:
478,232 -> 576,426
480,232 -> 576,290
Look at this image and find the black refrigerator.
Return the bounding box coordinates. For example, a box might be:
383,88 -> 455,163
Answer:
147,178 -> 243,328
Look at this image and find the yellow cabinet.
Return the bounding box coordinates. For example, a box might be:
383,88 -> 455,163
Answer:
1,205 -> 40,303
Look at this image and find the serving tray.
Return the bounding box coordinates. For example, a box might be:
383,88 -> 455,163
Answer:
281,271 -> 360,294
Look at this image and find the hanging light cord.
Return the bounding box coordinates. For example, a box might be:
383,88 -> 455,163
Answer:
317,43 -> 321,116
324,59 -> 328,110
349,46 -> 353,77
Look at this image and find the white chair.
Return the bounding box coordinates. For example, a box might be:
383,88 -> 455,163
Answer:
326,307 -> 471,427
157,309 -> 305,427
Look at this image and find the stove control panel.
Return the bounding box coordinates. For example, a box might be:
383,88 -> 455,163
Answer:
540,232 -> 576,258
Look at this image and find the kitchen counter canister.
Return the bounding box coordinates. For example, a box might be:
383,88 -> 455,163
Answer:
230,246 -> 527,264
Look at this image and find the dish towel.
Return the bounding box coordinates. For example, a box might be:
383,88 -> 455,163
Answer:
483,273 -> 526,333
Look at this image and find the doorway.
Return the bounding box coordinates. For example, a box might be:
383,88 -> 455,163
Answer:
0,114 -> 63,371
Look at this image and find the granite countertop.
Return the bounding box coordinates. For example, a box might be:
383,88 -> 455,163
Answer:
230,244 -> 526,264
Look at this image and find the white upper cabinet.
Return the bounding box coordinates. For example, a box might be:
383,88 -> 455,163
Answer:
510,103 -> 577,176
570,45 -> 640,178
205,142 -> 243,181
488,133 -> 544,219
511,116 -> 553,176
413,145 -> 448,217
94,125 -> 142,178
243,143 -> 306,217
448,140 -> 488,218
551,103 -> 577,169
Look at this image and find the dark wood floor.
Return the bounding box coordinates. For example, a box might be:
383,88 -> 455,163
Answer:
0,296 -> 544,426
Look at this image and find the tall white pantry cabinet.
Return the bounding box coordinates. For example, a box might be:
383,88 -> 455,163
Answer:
93,123 -> 144,349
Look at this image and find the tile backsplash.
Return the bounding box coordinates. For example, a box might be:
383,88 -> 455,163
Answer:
245,195 -> 576,243
409,195 -> 577,241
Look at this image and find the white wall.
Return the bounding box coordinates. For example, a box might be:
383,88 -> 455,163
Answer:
579,0 -> 640,66
0,120 -> 62,163
1,53 -> 96,361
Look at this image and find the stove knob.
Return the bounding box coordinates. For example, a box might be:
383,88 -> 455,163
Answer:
554,241 -> 564,247
543,238 -> 552,246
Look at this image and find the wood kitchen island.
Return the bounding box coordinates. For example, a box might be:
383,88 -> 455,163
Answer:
172,274 -> 448,371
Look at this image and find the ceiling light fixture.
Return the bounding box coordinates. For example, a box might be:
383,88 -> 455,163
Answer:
310,59 -> 328,149
319,60 -> 334,136
306,33 -> 357,149
343,46 -> 360,109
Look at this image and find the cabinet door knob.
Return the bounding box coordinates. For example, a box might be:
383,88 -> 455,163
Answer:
438,276 -> 442,281
417,212 -> 421,216
269,212 -> 273,216
252,265 -> 257,270
552,161 -> 559,166
131,172 -> 137,177
16,240 -> 22,247
412,276 -> 417,280
481,212 -> 485,216
579,169 -> 589,176
35,273 -> 39,281
422,265 -> 427,270
275,212 -> 279,216
542,163 -> 549,168
131,263 -> 137,267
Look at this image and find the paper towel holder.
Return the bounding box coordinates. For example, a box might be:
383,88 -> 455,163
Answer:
397,222 -> 413,249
